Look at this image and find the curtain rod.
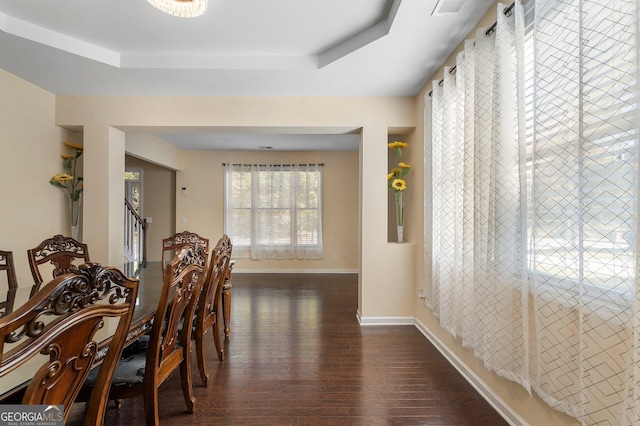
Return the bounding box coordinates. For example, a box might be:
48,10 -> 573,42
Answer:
222,163 -> 324,167
427,1 -> 516,98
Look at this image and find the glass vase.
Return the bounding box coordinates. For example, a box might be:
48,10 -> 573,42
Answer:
395,191 -> 404,243
69,197 -> 81,241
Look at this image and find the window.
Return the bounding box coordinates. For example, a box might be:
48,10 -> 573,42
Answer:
224,163 -> 323,259
526,0 -> 637,299
124,167 -> 144,262
124,168 -> 142,214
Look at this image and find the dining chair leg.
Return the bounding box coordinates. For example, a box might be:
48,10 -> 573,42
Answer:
213,319 -> 224,362
195,333 -> 210,387
222,281 -> 231,337
143,382 -> 160,426
222,262 -> 233,337
180,354 -> 196,413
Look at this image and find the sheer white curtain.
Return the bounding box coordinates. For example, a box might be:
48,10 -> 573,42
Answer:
531,0 -> 639,423
428,0 -> 640,423
224,163 -> 323,260
430,1 -> 530,389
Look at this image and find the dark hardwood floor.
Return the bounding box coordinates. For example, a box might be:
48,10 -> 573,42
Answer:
69,273 -> 507,425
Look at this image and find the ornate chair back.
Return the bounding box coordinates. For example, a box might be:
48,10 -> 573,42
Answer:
194,234 -> 232,386
27,234 -> 90,295
161,231 -> 209,272
106,244 -> 207,426
0,251 -> 18,316
0,263 -> 139,425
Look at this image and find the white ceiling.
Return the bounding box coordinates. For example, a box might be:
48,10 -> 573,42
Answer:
0,0 -> 495,150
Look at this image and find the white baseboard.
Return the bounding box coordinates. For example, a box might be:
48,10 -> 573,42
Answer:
357,315 -> 415,325
413,318 -> 527,426
233,268 -> 358,274
355,314 -> 526,426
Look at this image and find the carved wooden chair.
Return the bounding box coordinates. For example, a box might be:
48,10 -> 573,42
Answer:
99,245 -> 207,426
0,251 -> 18,316
161,231 -> 209,273
193,234 -> 232,386
0,263 -> 139,426
27,234 -> 90,295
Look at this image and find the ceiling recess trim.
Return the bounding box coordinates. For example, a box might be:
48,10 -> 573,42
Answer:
0,12 -> 121,67
318,0 -> 402,68
0,0 -> 404,71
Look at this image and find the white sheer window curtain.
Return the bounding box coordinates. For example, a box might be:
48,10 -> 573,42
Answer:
430,1 -> 530,389
428,0 -> 640,423
224,163 -> 323,260
531,0 -> 639,423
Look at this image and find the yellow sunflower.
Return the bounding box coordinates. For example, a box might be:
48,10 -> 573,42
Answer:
392,178 -> 406,191
52,173 -> 73,182
64,141 -> 84,150
398,162 -> 411,169
388,141 -> 408,149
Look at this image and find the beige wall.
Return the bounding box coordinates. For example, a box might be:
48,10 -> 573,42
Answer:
126,133 -> 186,171
0,69 -> 78,286
413,2 -> 579,425
171,149 -> 359,272
126,143 -> 359,270
54,95 -> 417,319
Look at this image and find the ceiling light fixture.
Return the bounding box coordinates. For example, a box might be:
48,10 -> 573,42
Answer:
147,0 -> 208,18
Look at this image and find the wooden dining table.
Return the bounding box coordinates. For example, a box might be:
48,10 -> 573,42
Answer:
0,261 -> 165,400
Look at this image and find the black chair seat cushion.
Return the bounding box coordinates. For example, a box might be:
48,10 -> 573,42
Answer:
121,334 -> 150,357
108,351 -> 147,387
85,336 -> 150,388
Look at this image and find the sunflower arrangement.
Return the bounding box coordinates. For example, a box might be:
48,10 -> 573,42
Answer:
387,141 -> 411,236
50,142 -> 84,232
